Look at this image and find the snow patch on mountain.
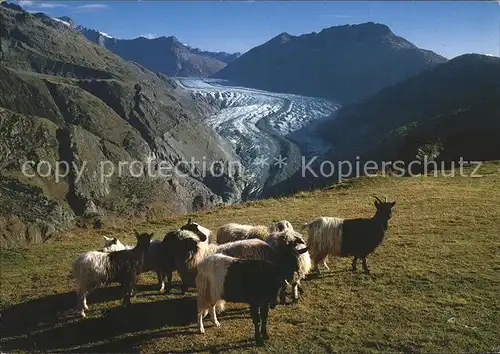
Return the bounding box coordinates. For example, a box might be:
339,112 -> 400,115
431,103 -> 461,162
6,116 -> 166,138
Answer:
52,17 -> 71,26
99,31 -> 113,39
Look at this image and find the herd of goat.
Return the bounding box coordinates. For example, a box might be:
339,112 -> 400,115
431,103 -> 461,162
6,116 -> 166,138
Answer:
71,196 -> 396,346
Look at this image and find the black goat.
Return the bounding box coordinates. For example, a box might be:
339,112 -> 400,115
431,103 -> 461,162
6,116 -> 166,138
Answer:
195,243 -> 309,346
302,196 -> 396,274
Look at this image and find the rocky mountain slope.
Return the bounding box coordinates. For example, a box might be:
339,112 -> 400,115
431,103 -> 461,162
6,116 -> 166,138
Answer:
0,4 -> 244,247
213,22 -> 447,104
268,54 -> 500,197
77,25 -> 240,77
318,54 -> 500,163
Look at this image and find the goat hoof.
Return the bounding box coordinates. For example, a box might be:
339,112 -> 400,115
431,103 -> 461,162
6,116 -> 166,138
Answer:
84,305 -> 89,310
199,328 -> 205,334
214,321 -> 221,328
255,338 -> 264,346
80,311 -> 86,318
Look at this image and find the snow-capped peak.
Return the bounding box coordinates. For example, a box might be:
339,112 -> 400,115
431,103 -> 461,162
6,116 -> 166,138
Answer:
52,17 -> 71,27
99,31 -> 113,39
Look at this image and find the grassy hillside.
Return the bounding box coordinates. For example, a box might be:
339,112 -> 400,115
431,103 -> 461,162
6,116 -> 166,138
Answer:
1,162 -> 500,353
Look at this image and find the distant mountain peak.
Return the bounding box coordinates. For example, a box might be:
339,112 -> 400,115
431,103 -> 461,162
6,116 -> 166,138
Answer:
0,1 -> 24,12
319,21 -> 393,39
213,21 -> 447,103
269,32 -> 294,44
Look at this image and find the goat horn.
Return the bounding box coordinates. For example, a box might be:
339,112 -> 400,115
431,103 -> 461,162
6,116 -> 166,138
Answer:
372,195 -> 383,203
385,196 -> 388,202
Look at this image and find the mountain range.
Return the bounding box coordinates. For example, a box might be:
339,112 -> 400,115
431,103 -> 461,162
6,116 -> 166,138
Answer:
267,53 -> 500,197
213,22 -> 448,104
76,23 -> 241,77
1,2 -> 498,246
318,53 -> 500,163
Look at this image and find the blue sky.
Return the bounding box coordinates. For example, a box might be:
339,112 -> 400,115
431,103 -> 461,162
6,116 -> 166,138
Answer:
18,1 -> 500,59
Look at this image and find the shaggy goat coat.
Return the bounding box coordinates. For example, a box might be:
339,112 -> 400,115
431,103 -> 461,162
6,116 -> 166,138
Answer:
162,232 -> 276,293
72,233 -> 152,318
303,198 -> 395,273
302,217 -> 344,263
101,237 -> 169,292
195,244 -> 307,345
215,220 -> 294,244
265,230 -> 311,301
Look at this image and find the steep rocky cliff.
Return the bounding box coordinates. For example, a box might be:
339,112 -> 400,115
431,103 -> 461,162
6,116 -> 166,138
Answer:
0,4 -> 244,247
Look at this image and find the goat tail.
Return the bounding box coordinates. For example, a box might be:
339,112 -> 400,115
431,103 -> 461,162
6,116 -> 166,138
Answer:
216,300 -> 226,313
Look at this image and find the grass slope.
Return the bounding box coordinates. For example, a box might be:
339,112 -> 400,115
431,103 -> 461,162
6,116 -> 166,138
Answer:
1,162 -> 500,353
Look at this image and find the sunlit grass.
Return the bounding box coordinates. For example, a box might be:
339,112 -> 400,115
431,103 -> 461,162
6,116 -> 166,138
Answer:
1,162 -> 499,353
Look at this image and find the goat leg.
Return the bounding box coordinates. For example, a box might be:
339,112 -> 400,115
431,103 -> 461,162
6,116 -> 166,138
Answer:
250,304 -> 263,346
260,303 -> 270,341
292,282 -> 299,302
362,257 -> 370,274
210,304 -> 220,328
156,270 -> 165,293
164,270 -> 173,294
351,257 -> 358,272
279,284 -> 287,305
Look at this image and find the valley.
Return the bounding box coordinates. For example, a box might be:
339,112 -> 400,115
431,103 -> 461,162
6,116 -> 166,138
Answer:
177,78 -> 339,198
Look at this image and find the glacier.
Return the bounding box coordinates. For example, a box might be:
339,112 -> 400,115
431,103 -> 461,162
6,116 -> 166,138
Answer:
177,78 -> 339,199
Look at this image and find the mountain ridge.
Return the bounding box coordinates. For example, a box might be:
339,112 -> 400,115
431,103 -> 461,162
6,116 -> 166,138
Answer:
76,24 -> 240,77
213,22 -> 448,104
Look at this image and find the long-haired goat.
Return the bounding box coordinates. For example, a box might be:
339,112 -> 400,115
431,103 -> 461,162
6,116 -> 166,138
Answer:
71,231 -> 153,318
161,230 -> 275,294
195,244 -> 309,346
216,220 -> 293,244
302,196 -> 396,274
265,230 -> 311,303
100,235 -> 169,293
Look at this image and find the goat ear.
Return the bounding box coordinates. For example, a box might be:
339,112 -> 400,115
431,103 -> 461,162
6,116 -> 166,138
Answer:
187,218 -> 192,224
134,230 -> 140,238
391,201 -> 396,207
196,226 -> 207,242
149,233 -> 154,238
374,200 -> 380,207
112,237 -> 118,244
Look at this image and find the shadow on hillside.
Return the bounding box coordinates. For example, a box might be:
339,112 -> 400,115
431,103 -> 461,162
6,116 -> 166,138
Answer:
1,286 -> 255,353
